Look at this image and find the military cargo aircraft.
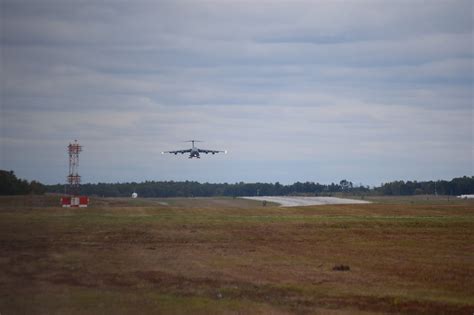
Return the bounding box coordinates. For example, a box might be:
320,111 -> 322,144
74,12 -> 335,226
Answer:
162,140 -> 227,159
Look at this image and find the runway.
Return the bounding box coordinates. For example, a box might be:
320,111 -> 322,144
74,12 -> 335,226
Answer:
242,196 -> 371,207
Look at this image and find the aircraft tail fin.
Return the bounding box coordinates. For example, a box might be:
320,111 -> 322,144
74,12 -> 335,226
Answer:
184,140 -> 202,147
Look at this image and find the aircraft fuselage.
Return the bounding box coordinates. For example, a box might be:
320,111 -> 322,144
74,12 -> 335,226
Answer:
189,148 -> 200,158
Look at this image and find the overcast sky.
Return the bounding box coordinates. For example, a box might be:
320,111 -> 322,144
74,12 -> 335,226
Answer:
1,0 -> 473,185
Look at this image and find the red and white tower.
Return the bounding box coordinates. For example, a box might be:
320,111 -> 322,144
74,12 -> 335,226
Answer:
61,140 -> 88,207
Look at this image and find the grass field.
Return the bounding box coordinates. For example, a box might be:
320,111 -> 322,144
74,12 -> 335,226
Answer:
0,195 -> 473,314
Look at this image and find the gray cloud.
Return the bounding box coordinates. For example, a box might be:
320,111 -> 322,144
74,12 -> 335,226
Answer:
1,0 -> 472,185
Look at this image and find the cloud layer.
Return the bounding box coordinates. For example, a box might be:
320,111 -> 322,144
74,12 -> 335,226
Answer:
1,0 -> 472,185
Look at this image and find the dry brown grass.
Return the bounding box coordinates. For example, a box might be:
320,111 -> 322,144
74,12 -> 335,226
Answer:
0,195 -> 473,314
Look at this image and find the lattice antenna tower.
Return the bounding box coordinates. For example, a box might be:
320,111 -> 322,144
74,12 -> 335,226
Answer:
67,140 -> 82,195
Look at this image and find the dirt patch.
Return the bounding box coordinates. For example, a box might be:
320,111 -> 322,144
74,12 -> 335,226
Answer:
332,265 -> 350,271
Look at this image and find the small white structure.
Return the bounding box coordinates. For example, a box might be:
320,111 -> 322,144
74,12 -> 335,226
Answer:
131,192 -> 138,199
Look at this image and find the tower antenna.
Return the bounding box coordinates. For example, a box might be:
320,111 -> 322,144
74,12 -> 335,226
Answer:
67,140 -> 82,195
61,140 -> 88,207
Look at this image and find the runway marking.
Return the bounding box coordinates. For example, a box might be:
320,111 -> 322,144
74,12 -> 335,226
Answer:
242,196 -> 371,207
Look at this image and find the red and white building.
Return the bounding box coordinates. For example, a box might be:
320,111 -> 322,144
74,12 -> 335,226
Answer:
61,196 -> 89,207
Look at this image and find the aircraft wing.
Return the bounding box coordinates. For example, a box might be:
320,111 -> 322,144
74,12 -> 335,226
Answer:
162,149 -> 192,155
198,148 -> 227,154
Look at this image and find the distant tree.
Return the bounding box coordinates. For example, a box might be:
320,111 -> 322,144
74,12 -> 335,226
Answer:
414,188 -> 424,195
29,180 -> 46,195
0,170 -> 46,195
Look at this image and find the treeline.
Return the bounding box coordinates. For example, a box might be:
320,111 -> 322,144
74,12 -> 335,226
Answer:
43,177 -> 474,198
46,180 -> 368,198
0,170 -> 46,195
376,177 -> 473,196
2,169 -> 472,197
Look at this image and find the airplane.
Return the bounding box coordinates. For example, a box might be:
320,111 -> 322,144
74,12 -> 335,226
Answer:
161,140 -> 227,159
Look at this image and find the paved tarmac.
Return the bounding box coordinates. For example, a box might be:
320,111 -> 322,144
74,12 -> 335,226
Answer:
242,196 -> 371,207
